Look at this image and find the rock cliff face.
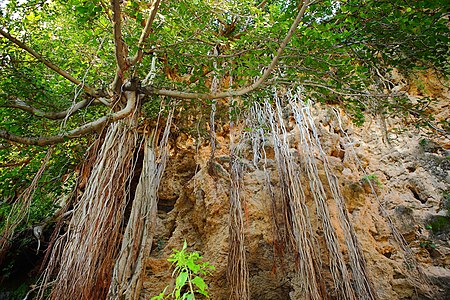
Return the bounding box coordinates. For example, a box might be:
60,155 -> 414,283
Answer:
142,73 -> 449,299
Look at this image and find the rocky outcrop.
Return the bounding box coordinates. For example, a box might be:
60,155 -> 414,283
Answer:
142,73 -> 449,299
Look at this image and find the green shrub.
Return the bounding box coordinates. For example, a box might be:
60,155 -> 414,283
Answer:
151,241 -> 215,300
427,216 -> 450,235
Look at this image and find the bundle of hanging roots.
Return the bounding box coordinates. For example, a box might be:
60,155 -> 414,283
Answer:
229,89 -> 372,300
37,94 -> 173,300
230,87 -> 431,299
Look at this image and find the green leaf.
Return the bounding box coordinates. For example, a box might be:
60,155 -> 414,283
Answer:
185,294 -> 194,300
192,276 -> 207,293
176,271 -> 189,289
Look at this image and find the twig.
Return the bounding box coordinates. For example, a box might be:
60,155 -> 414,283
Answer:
131,0 -> 161,67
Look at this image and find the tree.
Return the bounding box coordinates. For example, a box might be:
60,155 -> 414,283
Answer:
0,0 -> 448,299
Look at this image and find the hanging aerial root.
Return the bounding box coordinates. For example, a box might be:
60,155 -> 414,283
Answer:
290,94 -> 376,300
245,103 -> 287,265
107,106 -> 173,300
249,87 -> 376,299
39,137 -> 103,276
38,93 -> 140,300
279,94 -> 354,299
227,95 -> 250,300
0,148 -> 53,263
272,97 -> 328,299
247,99 -> 323,299
331,107 -> 435,298
227,153 -> 250,300
208,48 -> 219,162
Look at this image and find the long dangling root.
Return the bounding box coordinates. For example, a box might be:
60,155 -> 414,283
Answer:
0,148 -> 53,263
247,87 -> 377,299
107,107 -> 173,300
290,92 -> 375,299
227,95 -> 250,300
246,99 -> 323,299
268,97 -> 325,299
331,107 -> 435,298
227,152 -> 250,300
38,95 -> 140,300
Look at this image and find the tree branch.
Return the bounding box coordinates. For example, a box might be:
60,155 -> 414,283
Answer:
143,0 -> 311,100
0,28 -> 96,96
131,0 -> 161,67
0,92 -> 137,146
110,0 -> 129,92
0,156 -> 33,168
5,98 -> 93,120
301,81 -> 401,98
111,0 -> 128,72
147,48 -> 264,59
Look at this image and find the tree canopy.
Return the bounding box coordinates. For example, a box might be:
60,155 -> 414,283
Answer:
1,1 -> 448,138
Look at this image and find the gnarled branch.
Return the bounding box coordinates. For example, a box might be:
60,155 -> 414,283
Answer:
5,98 -> 93,120
0,92 -> 137,146
110,0 -> 129,92
111,0 -> 161,91
0,28 -> 96,96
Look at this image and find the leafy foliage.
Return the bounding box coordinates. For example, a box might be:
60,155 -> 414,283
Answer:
152,241 -> 215,300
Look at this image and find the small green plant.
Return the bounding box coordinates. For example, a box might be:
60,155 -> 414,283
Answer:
361,174 -> 382,188
151,241 -> 215,300
419,138 -> 429,147
426,216 -> 450,235
419,240 -> 437,249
